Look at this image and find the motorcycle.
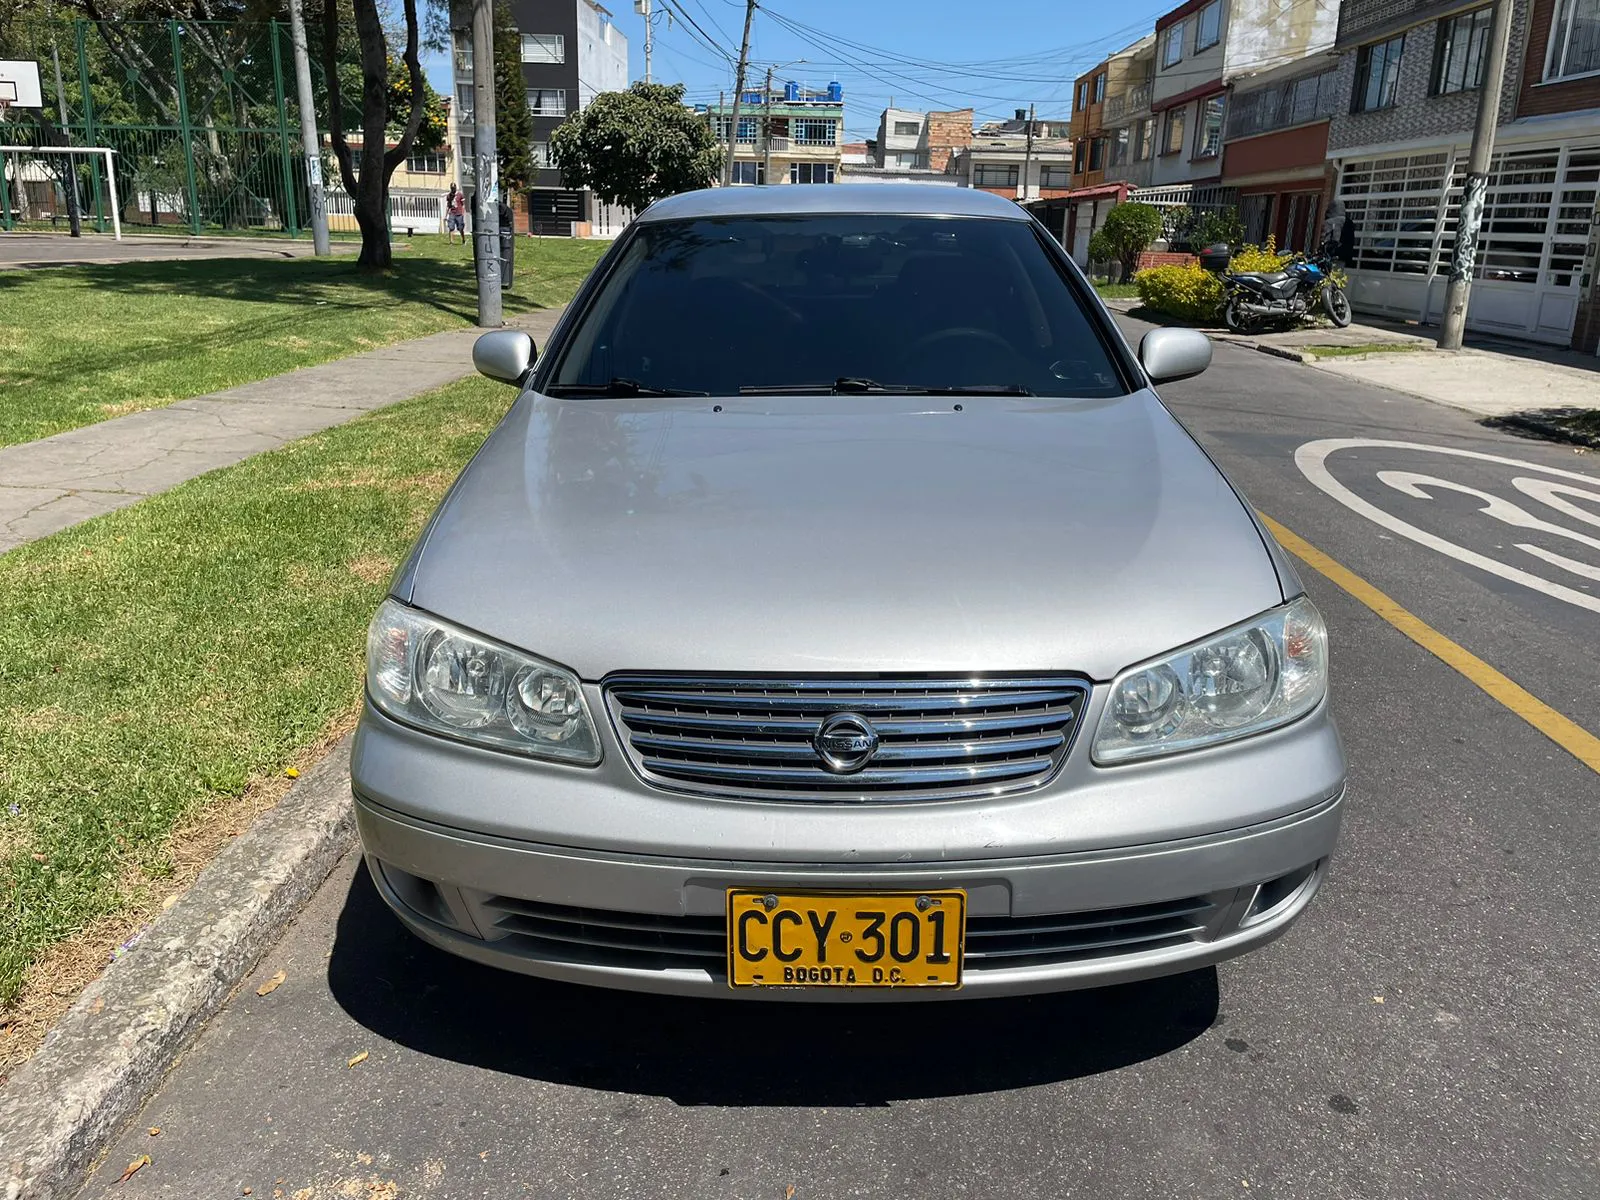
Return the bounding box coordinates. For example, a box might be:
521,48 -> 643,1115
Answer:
1221,251 -> 1352,333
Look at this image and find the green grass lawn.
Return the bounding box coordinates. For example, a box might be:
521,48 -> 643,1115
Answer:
1301,342 -> 1425,357
0,376 -> 515,1007
1093,281 -> 1140,300
0,235 -> 606,447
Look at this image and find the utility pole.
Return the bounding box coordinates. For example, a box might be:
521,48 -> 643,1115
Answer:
723,0 -> 756,186
1020,102 -> 1035,203
635,0 -> 652,84
1438,0 -> 1513,351
46,11 -> 82,237
762,65 -> 774,186
286,0 -> 329,255
471,0 -> 502,327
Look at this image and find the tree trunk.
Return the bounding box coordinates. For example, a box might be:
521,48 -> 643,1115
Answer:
321,0 -> 428,271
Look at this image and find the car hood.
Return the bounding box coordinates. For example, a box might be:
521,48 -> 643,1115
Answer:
402,390 -> 1284,682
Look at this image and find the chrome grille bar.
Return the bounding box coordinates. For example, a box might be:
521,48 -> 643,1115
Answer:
606,674 -> 1090,802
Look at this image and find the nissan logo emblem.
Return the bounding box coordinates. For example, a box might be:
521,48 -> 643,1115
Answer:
814,712 -> 881,774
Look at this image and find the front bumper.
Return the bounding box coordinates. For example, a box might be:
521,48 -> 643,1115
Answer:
354,787 -> 1343,1000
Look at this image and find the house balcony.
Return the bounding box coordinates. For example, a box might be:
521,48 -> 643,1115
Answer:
1104,158 -> 1151,188
1104,82 -> 1151,123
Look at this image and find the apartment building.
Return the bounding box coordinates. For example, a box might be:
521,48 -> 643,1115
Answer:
451,0 -> 629,235
1327,0 -> 1600,349
951,111 -> 1074,204
707,82 -> 845,185
1103,37 -> 1160,191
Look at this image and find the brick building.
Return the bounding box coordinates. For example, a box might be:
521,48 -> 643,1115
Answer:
1328,0 -> 1600,351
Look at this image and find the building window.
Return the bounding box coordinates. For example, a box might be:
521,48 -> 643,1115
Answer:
893,120 -> 920,136
1162,107 -> 1186,155
973,163 -> 1019,187
527,88 -> 566,116
1089,137 -> 1107,170
1353,34 -> 1406,112
1194,94 -> 1224,157
1546,0 -> 1600,79
1109,127 -> 1130,166
452,49 -> 472,79
1040,165 -> 1072,187
531,142 -> 551,169
731,160 -> 766,185
1227,68 -> 1339,138
1093,73 -> 1106,103
406,150 -> 447,173
455,83 -> 474,120
789,161 -> 836,184
716,115 -> 759,142
1433,7 -> 1493,93
1194,0 -> 1222,52
1075,139 -> 1087,171
1077,81 -> 1089,110
793,117 -> 837,146
1135,117 -> 1154,160
458,135 -> 474,177
1162,21 -> 1185,67
521,33 -> 564,64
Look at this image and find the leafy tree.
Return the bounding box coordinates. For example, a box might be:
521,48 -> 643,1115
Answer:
551,81 -> 718,213
1188,205 -> 1245,250
1087,201 -> 1163,278
492,0 -> 534,192
321,0 -> 431,269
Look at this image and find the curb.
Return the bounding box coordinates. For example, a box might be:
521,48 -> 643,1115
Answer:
0,737 -> 357,1200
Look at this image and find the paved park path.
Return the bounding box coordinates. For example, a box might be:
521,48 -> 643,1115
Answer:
0,306 -> 565,553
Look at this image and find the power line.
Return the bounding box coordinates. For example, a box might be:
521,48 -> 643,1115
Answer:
657,0 -> 736,64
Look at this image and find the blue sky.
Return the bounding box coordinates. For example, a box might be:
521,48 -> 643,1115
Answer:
424,0 -> 1177,141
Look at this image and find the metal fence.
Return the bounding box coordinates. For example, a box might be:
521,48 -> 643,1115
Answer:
20,18 -> 329,237
1128,182 -> 1239,246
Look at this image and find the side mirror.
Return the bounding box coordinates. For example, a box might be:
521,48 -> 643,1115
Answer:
1138,327 -> 1211,384
473,330 -> 536,386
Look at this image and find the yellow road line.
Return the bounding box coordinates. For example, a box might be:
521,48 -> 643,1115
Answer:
1261,513 -> 1600,777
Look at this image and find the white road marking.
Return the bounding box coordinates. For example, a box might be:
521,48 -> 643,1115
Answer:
1511,478 -> 1600,531
1295,439 -> 1600,614
1376,471 -> 1600,552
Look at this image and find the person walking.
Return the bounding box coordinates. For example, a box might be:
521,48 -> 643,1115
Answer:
445,183 -> 467,244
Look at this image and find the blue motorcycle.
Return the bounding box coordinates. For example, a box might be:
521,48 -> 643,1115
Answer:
1221,251 -> 1352,333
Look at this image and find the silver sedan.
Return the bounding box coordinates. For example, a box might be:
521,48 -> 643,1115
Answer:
352,185 -> 1345,999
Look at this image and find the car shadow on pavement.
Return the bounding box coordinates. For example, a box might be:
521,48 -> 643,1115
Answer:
327,862 -> 1220,1106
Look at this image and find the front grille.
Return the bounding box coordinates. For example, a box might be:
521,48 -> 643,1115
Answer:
605,676 -> 1090,802
476,894 -> 1217,975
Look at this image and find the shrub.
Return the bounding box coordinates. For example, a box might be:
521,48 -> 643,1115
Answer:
1190,206 -> 1245,250
1228,235 -> 1293,274
1087,202 -> 1165,277
1134,263 -> 1224,322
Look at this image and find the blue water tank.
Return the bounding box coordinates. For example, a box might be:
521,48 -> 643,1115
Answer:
784,80 -> 800,102
827,80 -> 842,102
742,90 -> 761,105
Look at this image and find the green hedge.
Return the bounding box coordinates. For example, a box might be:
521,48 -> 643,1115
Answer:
1133,263 -> 1224,322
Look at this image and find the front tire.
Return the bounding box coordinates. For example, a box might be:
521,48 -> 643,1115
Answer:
1223,295 -> 1252,333
1323,285 -> 1352,327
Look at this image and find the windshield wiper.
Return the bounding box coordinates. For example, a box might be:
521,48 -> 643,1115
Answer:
543,377 -> 709,398
739,377 -> 1034,396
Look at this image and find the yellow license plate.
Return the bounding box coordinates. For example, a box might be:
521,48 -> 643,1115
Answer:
726,890 -> 966,988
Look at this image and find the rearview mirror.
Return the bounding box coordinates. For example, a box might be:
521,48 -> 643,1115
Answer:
473,330 -> 536,386
1138,327 -> 1212,384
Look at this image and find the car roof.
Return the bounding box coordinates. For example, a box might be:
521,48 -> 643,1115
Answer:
637,184 -> 1032,223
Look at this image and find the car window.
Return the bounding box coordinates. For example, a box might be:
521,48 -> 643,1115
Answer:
547,215 -> 1127,398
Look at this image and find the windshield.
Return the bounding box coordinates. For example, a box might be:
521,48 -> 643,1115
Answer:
547,214 -> 1127,398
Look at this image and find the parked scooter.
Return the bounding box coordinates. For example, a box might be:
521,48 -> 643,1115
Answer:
1217,248 -> 1352,333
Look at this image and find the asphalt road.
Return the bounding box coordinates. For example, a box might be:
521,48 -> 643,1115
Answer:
76,318 -> 1600,1200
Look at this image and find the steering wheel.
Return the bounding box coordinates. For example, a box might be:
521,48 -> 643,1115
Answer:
910,326 -> 1017,358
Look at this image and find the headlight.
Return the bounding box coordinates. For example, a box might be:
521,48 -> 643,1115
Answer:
365,599 -> 600,764
1093,596 -> 1328,764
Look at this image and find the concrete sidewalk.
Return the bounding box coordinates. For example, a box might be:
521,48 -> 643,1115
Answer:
0,231 -> 364,269
0,307 -> 564,553
1103,296 -> 1599,423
